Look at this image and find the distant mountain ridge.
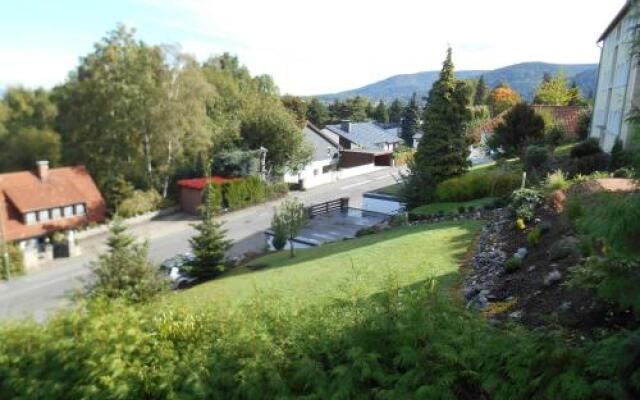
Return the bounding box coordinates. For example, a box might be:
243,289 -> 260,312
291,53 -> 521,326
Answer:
314,62 -> 598,103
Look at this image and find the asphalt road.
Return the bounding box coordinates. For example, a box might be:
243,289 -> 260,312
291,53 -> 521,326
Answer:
0,167 -> 402,321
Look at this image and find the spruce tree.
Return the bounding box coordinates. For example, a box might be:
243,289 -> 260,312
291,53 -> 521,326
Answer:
306,98 -> 329,128
388,99 -> 404,124
405,48 -> 472,206
88,218 -> 166,303
474,75 -> 488,105
400,93 -> 420,146
188,187 -> 232,279
373,100 -> 389,124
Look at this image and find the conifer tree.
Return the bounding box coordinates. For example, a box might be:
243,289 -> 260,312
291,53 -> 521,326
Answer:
388,99 -> 404,124
404,48 -> 471,205
372,100 -> 389,124
400,93 -> 420,146
188,187 -> 232,279
474,75 -> 488,105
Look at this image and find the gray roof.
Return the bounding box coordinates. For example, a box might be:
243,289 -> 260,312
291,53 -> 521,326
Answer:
326,122 -> 402,151
302,122 -> 341,162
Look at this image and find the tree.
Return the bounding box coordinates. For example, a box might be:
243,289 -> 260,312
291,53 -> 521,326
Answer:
2,127 -> 61,171
88,218 -> 166,303
405,48 -> 472,205
281,95 -> 308,127
533,73 -> 582,106
388,99 -> 404,124
488,102 -> 545,156
400,93 -> 420,146
474,75 -> 488,105
372,100 -> 389,124
306,98 -> 329,128
271,198 -> 308,258
487,82 -> 520,116
188,186 -> 232,279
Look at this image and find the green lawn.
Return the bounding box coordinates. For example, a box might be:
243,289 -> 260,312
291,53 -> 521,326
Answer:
411,197 -> 496,216
374,183 -> 403,196
554,142 -> 579,157
166,220 -> 483,311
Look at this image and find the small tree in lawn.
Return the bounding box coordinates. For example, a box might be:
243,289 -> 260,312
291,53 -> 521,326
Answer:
188,187 -> 232,279
271,198 -> 308,258
88,218 -> 166,303
488,102 -> 545,157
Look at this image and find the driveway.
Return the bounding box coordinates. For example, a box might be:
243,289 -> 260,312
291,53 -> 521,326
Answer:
0,167 -> 403,321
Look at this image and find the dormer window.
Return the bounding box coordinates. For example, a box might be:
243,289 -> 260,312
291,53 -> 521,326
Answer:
51,208 -> 62,219
75,204 -> 85,216
38,210 -> 50,222
25,212 -> 36,225
64,206 -> 74,218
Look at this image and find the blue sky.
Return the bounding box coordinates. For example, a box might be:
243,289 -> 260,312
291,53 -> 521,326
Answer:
0,0 -> 628,95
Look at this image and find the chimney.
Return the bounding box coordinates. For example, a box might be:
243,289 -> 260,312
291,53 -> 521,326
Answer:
340,120 -> 352,133
36,160 -> 49,183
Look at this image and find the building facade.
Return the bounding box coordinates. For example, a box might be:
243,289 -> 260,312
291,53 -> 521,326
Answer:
591,1 -> 640,151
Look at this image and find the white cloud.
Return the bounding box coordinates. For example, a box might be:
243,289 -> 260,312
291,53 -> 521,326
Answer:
0,47 -> 76,89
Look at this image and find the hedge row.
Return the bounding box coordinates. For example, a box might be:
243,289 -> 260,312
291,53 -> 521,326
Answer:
435,169 -> 521,202
205,176 -> 289,213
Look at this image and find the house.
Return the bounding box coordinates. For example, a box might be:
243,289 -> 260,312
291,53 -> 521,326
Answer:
284,122 -> 341,189
0,161 -> 106,268
323,121 -> 401,168
590,0 -> 639,151
176,176 -> 239,214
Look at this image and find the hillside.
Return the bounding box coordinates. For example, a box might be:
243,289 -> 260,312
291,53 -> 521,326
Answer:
315,62 -> 598,102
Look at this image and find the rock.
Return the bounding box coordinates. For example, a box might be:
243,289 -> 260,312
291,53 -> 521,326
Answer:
464,285 -> 480,301
527,265 -> 536,272
516,247 -> 528,259
559,301 -> 572,311
544,270 -> 562,286
508,310 -> 522,320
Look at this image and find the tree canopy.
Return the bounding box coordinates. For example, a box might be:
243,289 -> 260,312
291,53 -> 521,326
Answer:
487,82 -> 521,116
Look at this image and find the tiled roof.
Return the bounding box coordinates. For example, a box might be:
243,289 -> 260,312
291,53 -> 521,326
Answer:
303,122 -> 341,162
325,122 -> 402,151
0,166 -> 106,241
531,105 -> 589,137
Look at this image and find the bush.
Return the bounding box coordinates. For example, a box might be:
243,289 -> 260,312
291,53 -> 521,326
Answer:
565,198 -> 584,223
527,227 -> 542,247
609,139 -> 626,171
264,181 -> 289,200
545,169 -> 570,191
510,188 -> 543,221
612,167 -> 635,178
212,149 -> 261,177
505,256 -> 523,272
570,153 -> 610,176
570,138 -> 602,158
545,124 -> 565,146
117,189 -> 163,218
0,244 -> 25,280
550,240 -> 574,261
576,110 -> 592,140
435,170 -> 520,202
524,145 -> 550,171
458,205 -> 466,214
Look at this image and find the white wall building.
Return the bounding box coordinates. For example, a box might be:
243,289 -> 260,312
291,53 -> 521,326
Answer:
591,0 -> 640,151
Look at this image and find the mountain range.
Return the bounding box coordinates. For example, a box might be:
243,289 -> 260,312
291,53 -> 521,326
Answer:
314,62 -> 598,103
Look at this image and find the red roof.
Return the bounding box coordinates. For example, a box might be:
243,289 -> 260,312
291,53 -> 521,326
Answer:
531,105 -> 589,137
177,176 -> 240,190
0,166 -> 106,241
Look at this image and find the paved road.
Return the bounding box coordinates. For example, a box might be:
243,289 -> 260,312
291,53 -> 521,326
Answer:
0,167 -> 403,321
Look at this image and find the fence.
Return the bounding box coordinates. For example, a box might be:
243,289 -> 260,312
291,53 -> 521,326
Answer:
307,198 -> 349,218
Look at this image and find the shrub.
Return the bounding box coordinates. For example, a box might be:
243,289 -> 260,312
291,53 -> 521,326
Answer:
265,181 -> 289,200
527,227 -> 542,247
612,167 -> 635,178
458,205 -> 466,214
435,170 -> 520,202
489,102 -> 546,156
576,110 -> 592,140
202,183 -> 223,215
117,189 -> 163,218
510,188 -> 543,221
505,256 -> 523,272
565,198 -> 584,223
188,205 -> 232,279
570,153 -> 610,176
524,145 -> 550,171
271,198 -> 308,258
0,244 -> 25,280
544,169 -> 570,191
570,138 -> 602,158
545,124 -> 566,146
538,221 -> 552,234
550,240 -> 574,261
609,139 -> 626,170
393,147 -> 415,166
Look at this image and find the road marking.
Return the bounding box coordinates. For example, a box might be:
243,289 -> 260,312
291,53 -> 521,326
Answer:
340,180 -> 372,190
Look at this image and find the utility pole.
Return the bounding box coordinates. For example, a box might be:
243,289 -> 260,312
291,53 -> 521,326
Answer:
0,195 -> 11,280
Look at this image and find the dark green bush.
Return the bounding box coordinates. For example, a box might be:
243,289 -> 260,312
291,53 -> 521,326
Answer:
609,139 -> 626,171
435,170 -> 520,202
527,227 -> 542,247
505,256 -> 523,272
458,205 -> 466,214
570,153 -> 610,176
612,167 -> 635,178
576,110 -> 591,140
550,239 -> 574,261
570,138 -> 602,158
510,188 -> 543,221
545,123 -> 566,146
524,144 -> 550,171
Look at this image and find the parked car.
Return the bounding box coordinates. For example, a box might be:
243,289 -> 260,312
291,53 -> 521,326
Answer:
159,253 -> 198,289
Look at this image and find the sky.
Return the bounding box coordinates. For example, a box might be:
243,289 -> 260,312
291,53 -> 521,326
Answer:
0,0 -> 628,96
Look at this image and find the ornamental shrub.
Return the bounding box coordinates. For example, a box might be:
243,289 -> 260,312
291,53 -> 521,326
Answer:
117,189 -> 163,218
527,227 -> 542,247
524,144 -> 550,172
510,188 -> 543,221
435,170 -> 520,202
570,138 -> 602,158
544,169 -> 570,191
505,256 -> 523,272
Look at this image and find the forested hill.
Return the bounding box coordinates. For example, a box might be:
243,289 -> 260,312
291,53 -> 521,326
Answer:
315,62 -> 598,102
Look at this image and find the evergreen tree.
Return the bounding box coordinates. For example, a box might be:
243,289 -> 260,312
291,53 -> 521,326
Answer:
88,218 -> 166,303
400,93 -> 420,146
487,102 -> 545,156
388,99 -> 404,124
188,188 -> 232,279
372,100 -> 389,124
404,48 -> 472,205
306,98 -> 329,128
474,75 -> 488,105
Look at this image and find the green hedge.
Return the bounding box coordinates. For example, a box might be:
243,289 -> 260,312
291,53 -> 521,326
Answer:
117,189 -> 163,218
207,177 -> 287,212
435,170 -> 521,202
0,244 -> 25,280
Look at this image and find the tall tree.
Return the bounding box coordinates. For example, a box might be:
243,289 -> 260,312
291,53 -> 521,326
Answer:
281,95 -> 308,127
306,98 -> 329,128
487,82 -> 520,116
474,75 -> 488,105
405,48 -> 472,205
533,73 -> 581,106
400,93 -> 420,146
372,100 -> 389,124
388,99 -> 404,124
487,102 -> 545,156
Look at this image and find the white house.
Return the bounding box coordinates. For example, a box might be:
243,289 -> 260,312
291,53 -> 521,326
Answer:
590,0 -> 640,151
284,122 -> 341,189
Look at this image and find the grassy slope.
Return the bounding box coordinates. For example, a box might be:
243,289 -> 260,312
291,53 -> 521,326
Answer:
167,220 -> 483,311
411,197 -> 496,216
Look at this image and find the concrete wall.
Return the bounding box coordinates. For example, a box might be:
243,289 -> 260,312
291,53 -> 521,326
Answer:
591,6 -> 639,151
179,187 -> 203,215
337,163 -> 379,179
284,159 -> 339,189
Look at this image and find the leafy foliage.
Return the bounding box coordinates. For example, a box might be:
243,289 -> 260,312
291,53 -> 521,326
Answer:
117,189 -> 163,218
570,138 -> 602,158
306,98 -> 329,128
524,144 -> 550,172
487,82 -> 520,116
87,218 -> 166,303
533,73 -> 583,106
434,169 -> 520,202
271,198 -> 308,258
188,199 -> 232,279
0,244 -> 25,280
510,188 -> 543,221
489,103 -> 545,156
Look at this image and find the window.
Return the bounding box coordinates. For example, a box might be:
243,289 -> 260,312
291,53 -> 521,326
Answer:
51,208 -> 62,219
75,204 -> 86,216
38,210 -> 49,222
64,206 -> 74,218
25,212 -> 36,225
